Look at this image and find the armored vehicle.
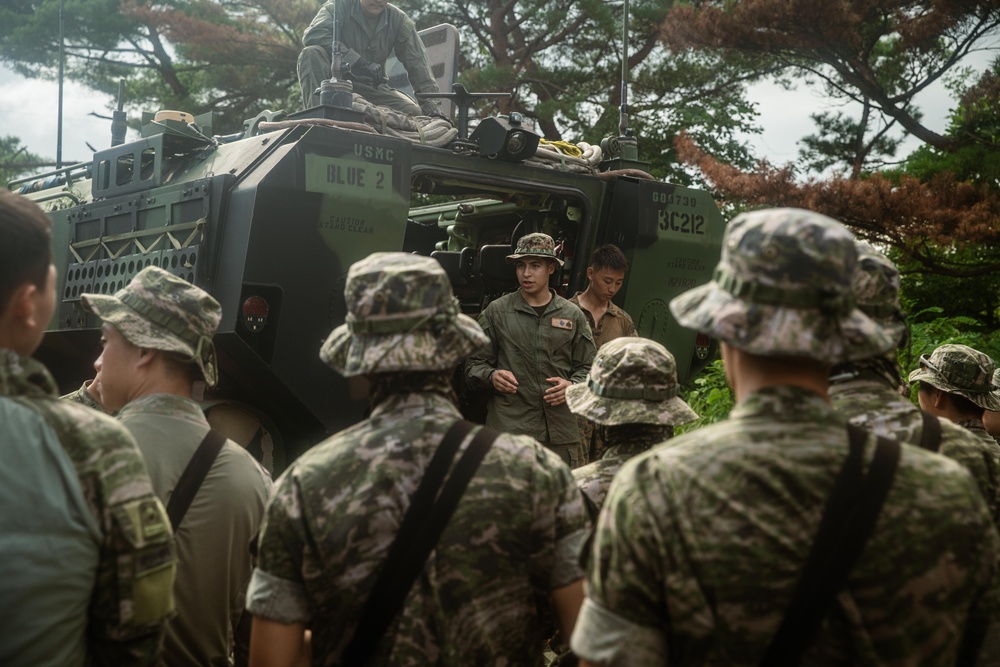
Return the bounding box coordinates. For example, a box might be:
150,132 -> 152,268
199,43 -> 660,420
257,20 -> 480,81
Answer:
12,47 -> 725,471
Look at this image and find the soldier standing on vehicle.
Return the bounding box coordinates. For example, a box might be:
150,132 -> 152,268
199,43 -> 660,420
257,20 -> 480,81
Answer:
572,208 -> 1000,666
298,0 -> 445,116
466,232 -> 596,468
566,336 -> 697,512
0,190 -> 175,666
909,343 -> 1000,463
78,266 -> 271,667
569,244 -> 636,463
245,253 -> 588,666
830,244 -> 1000,521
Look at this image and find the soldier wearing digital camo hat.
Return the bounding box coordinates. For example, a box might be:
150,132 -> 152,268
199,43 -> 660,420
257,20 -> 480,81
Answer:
248,251 -> 590,666
829,244 -> 1000,523
566,337 -> 697,511
909,344 -> 1000,460
571,208 -> 1000,666
984,368 -> 1000,443
76,265 -> 270,667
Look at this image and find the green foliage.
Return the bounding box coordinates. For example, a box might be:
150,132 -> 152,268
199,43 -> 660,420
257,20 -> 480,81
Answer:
677,357 -> 734,434
0,135 -> 46,186
893,245 -> 1000,329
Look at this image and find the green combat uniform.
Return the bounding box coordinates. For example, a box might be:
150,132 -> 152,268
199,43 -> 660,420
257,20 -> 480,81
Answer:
466,233 -> 596,468
299,0 -> 442,115
566,337 -> 697,511
572,208 -> 1000,665
81,266 -> 271,667
246,253 -> 589,666
0,350 -> 175,667
832,245 -> 1000,522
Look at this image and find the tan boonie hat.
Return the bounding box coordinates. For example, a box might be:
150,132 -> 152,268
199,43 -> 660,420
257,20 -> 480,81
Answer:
908,343 -> 1000,411
566,337 -> 698,426
82,266 -> 222,385
853,242 -> 908,346
506,232 -> 564,266
321,252 -> 489,376
669,208 -> 896,364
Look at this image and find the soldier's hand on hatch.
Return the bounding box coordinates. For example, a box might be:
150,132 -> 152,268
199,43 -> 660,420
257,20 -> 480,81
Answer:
492,369 -> 518,394
543,377 -> 572,406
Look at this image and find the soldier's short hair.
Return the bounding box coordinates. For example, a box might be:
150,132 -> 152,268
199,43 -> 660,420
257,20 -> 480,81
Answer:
589,244 -> 629,273
0,190 -> 52,313
918,380 -> 984,417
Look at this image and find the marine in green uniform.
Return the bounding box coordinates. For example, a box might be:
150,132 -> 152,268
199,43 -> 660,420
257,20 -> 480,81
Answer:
0,190 -> 175,667
572,208 -> 1000,666
298,0 -> 444,115
466,232 -> 597,468
79,266 -> 271,667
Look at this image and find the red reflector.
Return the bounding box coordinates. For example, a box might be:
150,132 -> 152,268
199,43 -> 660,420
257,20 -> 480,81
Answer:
242,296 -> 269,318
695,333 -> 711,347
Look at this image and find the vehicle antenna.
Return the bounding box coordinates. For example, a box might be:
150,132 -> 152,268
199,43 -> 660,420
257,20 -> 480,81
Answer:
111,79 -> 128,147
619,0 -> 630,138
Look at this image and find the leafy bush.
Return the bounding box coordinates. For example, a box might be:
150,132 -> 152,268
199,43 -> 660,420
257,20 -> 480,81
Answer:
678,358 -> 734,435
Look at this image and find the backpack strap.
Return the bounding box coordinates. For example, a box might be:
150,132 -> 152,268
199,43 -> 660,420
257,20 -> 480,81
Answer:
341,419 -> 501,665
919,410 -> 943,453
166,429 -> 227,531
760,424 -> 901,665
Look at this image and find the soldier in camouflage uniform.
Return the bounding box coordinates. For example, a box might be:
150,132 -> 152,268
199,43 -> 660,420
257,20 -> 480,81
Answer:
572,208 -> 1000,666
0,190 -> 175,666
984,369 -> 1000,444
466,232 -> 596,468
78,266 -> 271,667
566,337 -> 697,512
909,344 -> 1000,466
246,253 -> 589,666
830,244 -> 1000,522
298,0 -> 444,115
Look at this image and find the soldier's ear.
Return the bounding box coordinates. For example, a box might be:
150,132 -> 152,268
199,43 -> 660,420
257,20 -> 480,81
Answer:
6,282 -> 39,329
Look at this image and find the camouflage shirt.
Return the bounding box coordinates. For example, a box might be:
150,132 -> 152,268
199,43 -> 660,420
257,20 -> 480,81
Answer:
572,385 -> 1000,666
466,289 -> 596,445
831,367 -> 1000,524
572,424 -> 672,512
246,378 -> 589,666
0,350 -> 175,667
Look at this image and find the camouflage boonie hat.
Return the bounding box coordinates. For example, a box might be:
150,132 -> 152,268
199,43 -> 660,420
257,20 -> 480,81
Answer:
565,337 -> 698,426
853,242 -> 907,346
669,208 -> 896,364
506,232 -> 564,266
321,252 -> 489,376
992,368 -> 1000,407
907,344 -> 1000,411
82,266 -> 222,385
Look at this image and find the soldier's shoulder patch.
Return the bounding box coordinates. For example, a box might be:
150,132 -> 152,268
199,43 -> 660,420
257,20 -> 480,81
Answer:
551,317 -> 573,330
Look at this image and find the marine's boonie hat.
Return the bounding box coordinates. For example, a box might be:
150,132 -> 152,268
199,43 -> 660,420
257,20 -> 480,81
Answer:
321,252 -> 489,376
82,266 -> 221,385
853,242 -> 908,346
669,207 -> 896,364
991,368 -> 1000,408
907,343 -> 1000,411
506,232 -> 564,266
565,336 -> 698,426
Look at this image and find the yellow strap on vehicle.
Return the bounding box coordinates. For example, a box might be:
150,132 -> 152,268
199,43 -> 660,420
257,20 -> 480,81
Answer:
539,139 -> 584,157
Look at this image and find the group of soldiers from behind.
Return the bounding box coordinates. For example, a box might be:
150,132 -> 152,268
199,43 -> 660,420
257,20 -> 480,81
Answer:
6,184 -> 1000,666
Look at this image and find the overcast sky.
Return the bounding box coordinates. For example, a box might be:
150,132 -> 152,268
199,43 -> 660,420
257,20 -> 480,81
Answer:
1,47 -> 996,174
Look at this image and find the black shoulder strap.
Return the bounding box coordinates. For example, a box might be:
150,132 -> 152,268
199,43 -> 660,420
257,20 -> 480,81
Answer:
919,410 -> 943,453
166,429 -> 227,531
760,425 -> 901,666
341,420 -> 500,666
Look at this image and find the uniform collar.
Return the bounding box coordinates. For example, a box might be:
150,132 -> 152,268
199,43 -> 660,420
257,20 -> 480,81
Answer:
0,349 -> 58,399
